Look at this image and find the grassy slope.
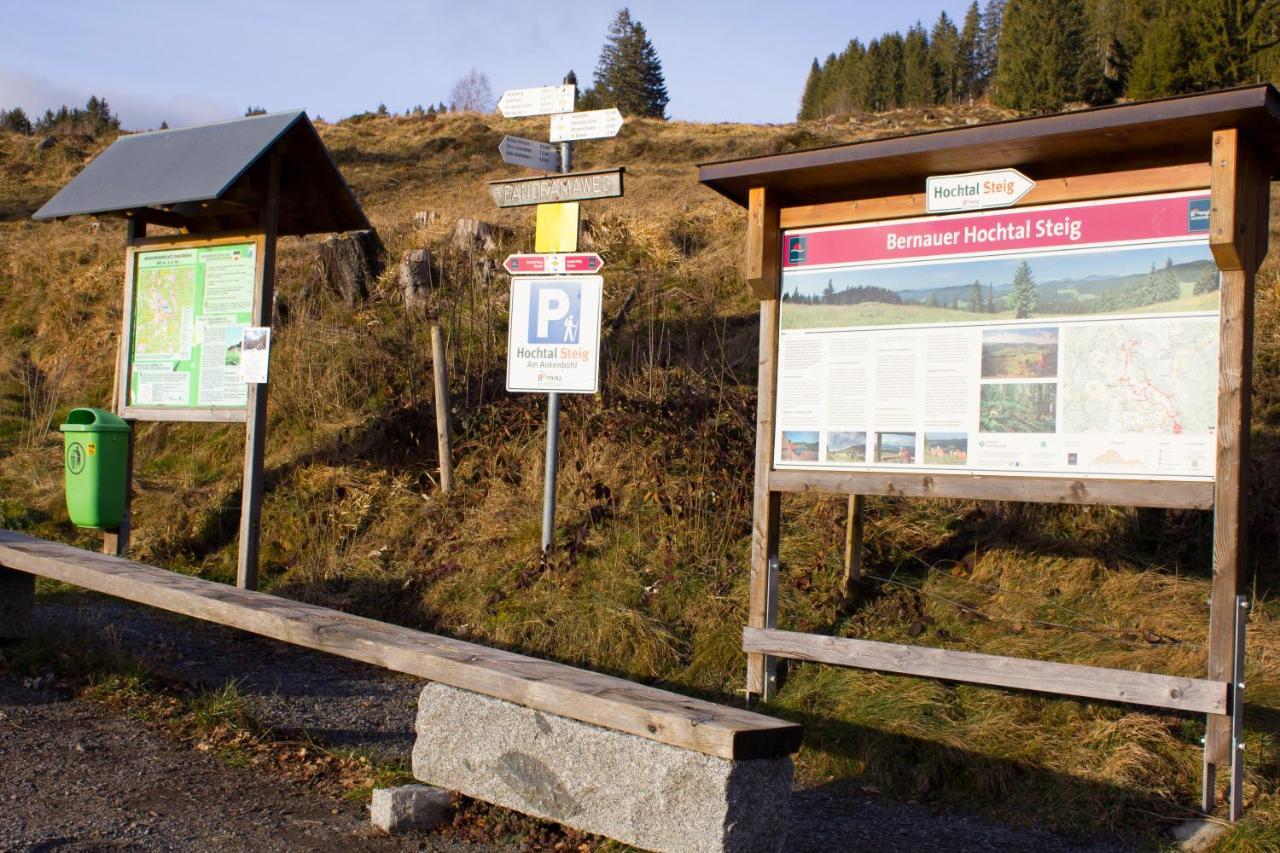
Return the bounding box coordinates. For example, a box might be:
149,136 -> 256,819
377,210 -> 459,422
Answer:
1,104 -> 1279,847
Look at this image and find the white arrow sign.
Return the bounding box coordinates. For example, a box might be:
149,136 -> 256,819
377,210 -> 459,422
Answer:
926,168 -> 1036,214
549,108 -> 625,143
499,135 -> 561,172
498,84 -> 576,118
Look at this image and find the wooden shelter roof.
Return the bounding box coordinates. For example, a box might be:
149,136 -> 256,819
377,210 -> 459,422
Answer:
698,85 -> 1280,207
33,110 -> 369,236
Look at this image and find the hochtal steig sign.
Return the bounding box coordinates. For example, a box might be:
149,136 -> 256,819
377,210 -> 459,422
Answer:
925,168 -> 1035,213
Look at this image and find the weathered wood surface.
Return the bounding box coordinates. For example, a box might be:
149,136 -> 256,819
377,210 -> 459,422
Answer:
768,469 -> 1214,510
779,163 -> 1212,229
747,199 -> 783,700
0,530 -> 802,761
1203,128 -> 1269,800
743,627 -> 1228,715
745,187 -> 781,300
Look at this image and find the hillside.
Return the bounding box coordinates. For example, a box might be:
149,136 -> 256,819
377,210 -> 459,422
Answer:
1,104 -> 1279,847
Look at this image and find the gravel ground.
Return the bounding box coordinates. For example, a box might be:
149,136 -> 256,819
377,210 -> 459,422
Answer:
11,590 -> 1134,852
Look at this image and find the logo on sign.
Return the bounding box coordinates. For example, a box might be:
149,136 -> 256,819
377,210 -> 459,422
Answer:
1188,198 -> 1211,232
787,236 -> 807,264
66,441 -> 85,474
528,280 -> 582,344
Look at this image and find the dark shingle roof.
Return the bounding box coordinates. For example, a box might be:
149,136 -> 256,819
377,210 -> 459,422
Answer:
34,110 -> 369,236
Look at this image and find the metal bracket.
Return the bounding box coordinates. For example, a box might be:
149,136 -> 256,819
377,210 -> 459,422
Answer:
1230,595 -> 1249,821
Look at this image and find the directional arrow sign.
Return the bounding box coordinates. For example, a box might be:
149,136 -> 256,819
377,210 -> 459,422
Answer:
497,84 -> 575,118
488,168 -> 625,208
504,253 -> 606,275
926,168 -> 1036,214
499,135 -> 561,172
549,108 -> 624,143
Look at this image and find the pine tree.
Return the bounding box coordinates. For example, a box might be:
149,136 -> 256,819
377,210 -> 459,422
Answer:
903,23 -> 936,106
868,33 -> 906,110
930,11 -> 962,104
593,8 -> 669,118
1187,0 -> 1280,91
1,107 -> 32,134
970,280 -> 985,311
979,0 -> 1005,97
1128,7 -> 1195,99
840,40 -> 872,112
995,0 -> 1102,112
799,58 -> 823,119
986,282 -> 996,312
959,2 -> 984,101
1012,261 -> 1038,318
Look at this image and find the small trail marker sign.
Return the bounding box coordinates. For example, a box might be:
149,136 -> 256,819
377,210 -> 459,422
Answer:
507,275 -> 604,394
549,108 -> 624,143
499,135 -> 561,172
488,168 -> 625,208
504,253 -> 605,275
925,168 -> 1035,213
497,84 -> 576,118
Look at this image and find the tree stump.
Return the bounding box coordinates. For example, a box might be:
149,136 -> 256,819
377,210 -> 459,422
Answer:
315,229 -> 384,307
399,249 -> 437,318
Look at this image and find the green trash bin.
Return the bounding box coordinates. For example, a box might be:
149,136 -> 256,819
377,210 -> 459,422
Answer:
59,408 -> 130,529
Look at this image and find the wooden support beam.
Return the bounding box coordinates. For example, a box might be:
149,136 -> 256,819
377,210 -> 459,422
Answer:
747,282 -> 783,702
769,469 -> 1214,510
1203,128 -> 1270,812
236,154 -> 281,591
104,218 -> 145,558
779,162 -> 1212,229
0,529 -> 802,761
744,627 -> 1229,715
745,187 -> 781,300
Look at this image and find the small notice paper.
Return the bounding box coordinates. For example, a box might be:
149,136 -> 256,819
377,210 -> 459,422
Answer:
238,326 -> 271,384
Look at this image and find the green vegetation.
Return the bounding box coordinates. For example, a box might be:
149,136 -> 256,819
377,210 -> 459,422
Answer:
1,104 -> 1279,846
979,382 -> 1057,432
797,0 -> 1280,118
581,8 -> 669,118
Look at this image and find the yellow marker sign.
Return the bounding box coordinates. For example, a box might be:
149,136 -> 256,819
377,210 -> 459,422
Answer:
87,443 -> 97,456
534,202 -> 580,253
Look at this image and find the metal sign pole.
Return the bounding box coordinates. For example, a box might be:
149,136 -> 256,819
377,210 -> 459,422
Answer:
540,137 -> 574,555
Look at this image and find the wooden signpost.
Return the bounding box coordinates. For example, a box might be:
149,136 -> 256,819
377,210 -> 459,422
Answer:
700,85 -> 1280,821
34,111 -> 370,591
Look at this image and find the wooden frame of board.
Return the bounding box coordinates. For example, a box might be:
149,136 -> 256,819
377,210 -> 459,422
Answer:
699,86 -> 1280,821
106,153 -> 281,591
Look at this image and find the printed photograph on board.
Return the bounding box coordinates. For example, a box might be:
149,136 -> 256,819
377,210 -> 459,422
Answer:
781,244 -> 1219,331
780,431 -> 819,461
826,431 -> 866,462
924,432 -> 968,465
875,432 -> 916,464
979,383 -> 1057,433
981,327 -> 1058,378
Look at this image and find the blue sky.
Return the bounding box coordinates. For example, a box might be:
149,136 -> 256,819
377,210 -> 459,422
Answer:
1,1 -> 959,129
783,243 -> 1216,298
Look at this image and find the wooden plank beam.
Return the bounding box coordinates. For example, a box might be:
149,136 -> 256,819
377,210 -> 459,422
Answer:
768,469 -> 1214,510
745,187 -> 781,300
0,529 -> 803,761
1203,128 -> 1270,808
779,163 -> 1212,229
743,627 -> 1228,715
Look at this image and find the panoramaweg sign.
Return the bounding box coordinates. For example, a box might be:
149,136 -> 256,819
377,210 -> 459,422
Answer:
488,168 -> 624,208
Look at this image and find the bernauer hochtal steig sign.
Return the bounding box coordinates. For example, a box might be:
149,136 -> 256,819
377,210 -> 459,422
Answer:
488,168 -> 624,208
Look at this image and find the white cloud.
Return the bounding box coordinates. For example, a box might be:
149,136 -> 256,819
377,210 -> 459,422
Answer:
0,67 -> 237,130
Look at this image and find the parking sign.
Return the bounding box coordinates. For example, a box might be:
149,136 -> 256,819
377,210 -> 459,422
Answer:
507,275 -> 603,394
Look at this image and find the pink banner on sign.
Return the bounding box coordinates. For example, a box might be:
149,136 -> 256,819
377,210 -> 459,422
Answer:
783,193 -> 1210,269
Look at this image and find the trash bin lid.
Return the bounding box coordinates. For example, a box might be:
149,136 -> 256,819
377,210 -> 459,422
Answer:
59,407 -> 131,433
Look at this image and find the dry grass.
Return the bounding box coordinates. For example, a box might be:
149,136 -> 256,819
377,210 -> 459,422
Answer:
0,107 -> 1278,847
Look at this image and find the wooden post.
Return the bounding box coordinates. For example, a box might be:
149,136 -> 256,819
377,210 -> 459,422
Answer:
430,323 -> 454,493
236,154 -> 281,591
842,494 -> 864,601
1202,127 -> 1269,814
746,186 -> 782,703
104,218 -> 144,557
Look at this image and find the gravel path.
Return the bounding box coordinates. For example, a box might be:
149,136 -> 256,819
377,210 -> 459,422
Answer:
0,675 -> 477,852
19,590 -> 1133,852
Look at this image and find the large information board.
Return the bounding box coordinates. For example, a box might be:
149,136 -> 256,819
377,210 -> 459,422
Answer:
774,191 -> 1219,481
125,242 -> 257,413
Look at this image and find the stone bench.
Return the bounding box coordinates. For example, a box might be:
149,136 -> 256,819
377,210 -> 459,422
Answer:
0,530 -> 802,851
